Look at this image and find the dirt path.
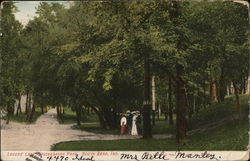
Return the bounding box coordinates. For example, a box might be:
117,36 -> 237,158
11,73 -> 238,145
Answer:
2,108 -> 234,151
1,108 -> 171,151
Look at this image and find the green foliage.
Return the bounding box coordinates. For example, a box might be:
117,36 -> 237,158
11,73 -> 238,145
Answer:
0,2 -> 23,108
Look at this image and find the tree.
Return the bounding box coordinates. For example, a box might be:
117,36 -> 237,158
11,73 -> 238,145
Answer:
0,2 -> 23,123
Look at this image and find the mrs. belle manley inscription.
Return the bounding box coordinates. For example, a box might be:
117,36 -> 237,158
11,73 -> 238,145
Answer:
120,151 -> 221,161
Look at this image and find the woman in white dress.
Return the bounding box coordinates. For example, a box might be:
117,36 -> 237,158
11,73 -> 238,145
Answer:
131,114 -> 138,135
120,114 -> 127,134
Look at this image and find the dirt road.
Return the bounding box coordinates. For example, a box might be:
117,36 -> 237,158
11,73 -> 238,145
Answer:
1,108 -> 172,151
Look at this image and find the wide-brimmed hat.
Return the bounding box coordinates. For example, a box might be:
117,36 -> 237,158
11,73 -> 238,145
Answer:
131,111 -> 137,115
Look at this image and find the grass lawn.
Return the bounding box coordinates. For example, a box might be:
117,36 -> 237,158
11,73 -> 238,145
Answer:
57,107 -> 76,124
10,107 -> 45,123
60,94 -> 249,136
52,94 -> 249,151
52,119 -> 248,151
72,122 -> 120,135
72,118 -> 176,135
58,107 -> 99,124
152,120 -> 175,135
188,94 -> 249,129
59,105 -> 177,135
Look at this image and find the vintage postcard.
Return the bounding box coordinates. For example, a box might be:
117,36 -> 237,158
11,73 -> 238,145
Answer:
0,0 -> 250,161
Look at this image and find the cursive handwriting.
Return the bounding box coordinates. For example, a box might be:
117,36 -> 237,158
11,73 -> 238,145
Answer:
120,153 -> 139,161
120,152 -> 169,161
141,152 -> 169,160
25,152 -> 96,161
175,151 -> 220,161
72,154 -> 95,161
120,151 -> 221,161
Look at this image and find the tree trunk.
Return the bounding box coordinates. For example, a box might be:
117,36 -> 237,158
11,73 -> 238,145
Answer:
56,106 -> 60,116
231,82 -> 235,94
76,109 -> 81,126
175,64 -> 187,143
233,82 -> 242,120
56,106 -> 63,122
168,77 -> 173,125
203,80 -> 206,107
59,106 -> 62,115
87,107 -> 90,115
243,78 -> 247,94
28,94 -> 32,115
239,78 -> 245,94
169,1 -> 187,143
245,76 -> 249,94
6,105 -> 13,124
112,106 -> 118,129
152,75 -> 156,126
186,88 -> 192,120
195,84 -> 200,113
26,94 -> 32,121
229,83 -> 232,95
75,105 -> 81,126
25,92 -> 29,114
164,93 -> 168,121
210,78 -> 218,103
16,94 -> 22,116
111,93 -> 118,129
193,93 -> 196,112
157,103 -> 160,120
142,55 -> 152,139
28,103 -> 36,122
188,93 -> 194,119
164,110 -> 168,121
90,106 -> 107,128
219,68 -> 226,102
216,80 -> 220,102
102,108 -> 114,129
227,84 -> 230,96
41,106 -> 44,114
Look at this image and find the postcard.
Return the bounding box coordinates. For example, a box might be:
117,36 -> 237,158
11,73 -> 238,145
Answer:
0,0 -> 250,161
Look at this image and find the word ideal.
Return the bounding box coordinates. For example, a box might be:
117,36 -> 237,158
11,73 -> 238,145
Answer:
25,152 -> 95,161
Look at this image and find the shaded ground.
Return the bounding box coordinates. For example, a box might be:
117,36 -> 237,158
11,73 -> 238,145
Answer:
1,108 -> 171,151
1,94 -> 247,151
52,119 -> 248,151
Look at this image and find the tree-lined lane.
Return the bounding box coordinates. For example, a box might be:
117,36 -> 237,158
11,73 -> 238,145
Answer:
1,108 -> 172,150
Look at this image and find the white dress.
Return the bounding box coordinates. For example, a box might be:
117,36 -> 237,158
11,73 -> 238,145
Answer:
131,115 -> 138,135
120,117 -> 127,126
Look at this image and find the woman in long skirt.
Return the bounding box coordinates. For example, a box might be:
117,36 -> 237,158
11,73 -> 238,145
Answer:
131,115 -> 138,135
120,114 -> 127,134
